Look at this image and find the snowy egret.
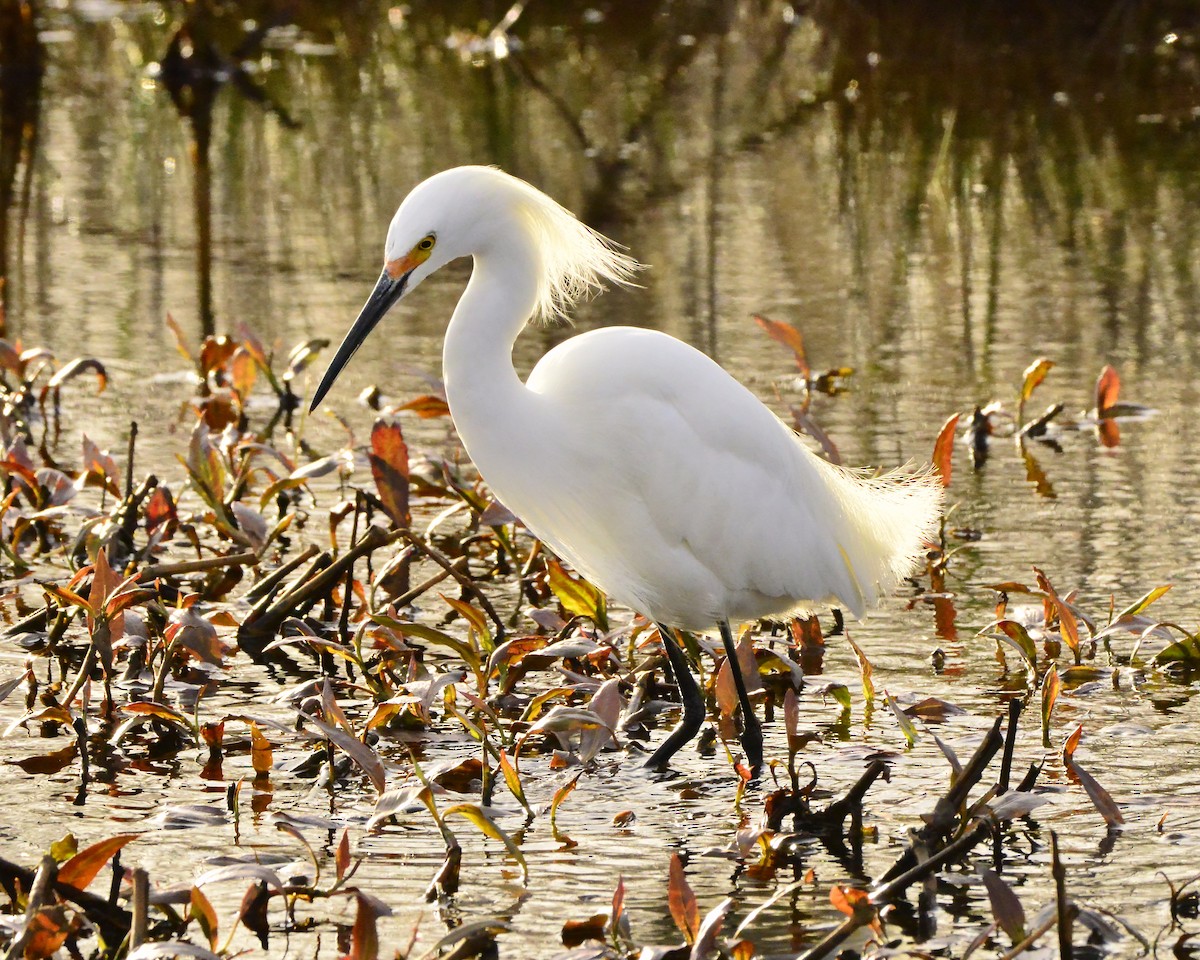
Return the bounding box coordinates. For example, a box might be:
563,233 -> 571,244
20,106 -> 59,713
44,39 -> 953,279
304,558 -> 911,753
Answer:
311,166 -> 942,772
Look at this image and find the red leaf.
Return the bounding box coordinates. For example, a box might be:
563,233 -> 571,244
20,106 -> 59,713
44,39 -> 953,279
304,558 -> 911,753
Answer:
336,829 -> 351,882
368,419 -> 410,526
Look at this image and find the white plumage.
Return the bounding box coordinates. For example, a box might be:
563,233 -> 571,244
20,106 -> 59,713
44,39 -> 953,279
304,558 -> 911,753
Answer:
312,165 -> 943,768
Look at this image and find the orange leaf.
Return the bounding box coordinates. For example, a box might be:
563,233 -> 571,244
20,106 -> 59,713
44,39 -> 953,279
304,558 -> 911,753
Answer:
667,853 -> 699,944
58,834 -> 138,891
1095,365 -> 1120,415
932,413 -> 960,488
23,907 -> 72,959
753,314 -> 809,377
397,394 -> 451,418
830,884 -> 872,918
1034,567 -> 1081,661
249,721 -> 274,776
1062,723 -> 1083,764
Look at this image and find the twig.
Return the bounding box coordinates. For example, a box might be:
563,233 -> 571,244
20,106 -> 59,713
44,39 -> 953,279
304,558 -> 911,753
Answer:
239,526 -> 404,657
999,903 -> 1077,960
794,912 -> 870,960
871,818 -> 992,904
389,556 -> 467,609
1052,830 -> 1073,959
0,855 -> 129,947
824,759 -> 888,829
1,604 -> 49,639
880,715 -> 1005,882
124,421 -> 137,501
244,542 -> 320,603
140,550 -> 258,579
130,867 -> 148,948
2,855 -> 57,960
998,697 -> 1022,793
402,531 -> 506,640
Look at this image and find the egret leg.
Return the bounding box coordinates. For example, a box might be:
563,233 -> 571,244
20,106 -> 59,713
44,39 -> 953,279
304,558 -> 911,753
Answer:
719,620 -> 763,773
644,624 -> 706,769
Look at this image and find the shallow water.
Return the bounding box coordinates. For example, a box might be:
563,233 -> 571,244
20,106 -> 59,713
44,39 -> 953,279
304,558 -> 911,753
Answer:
2,1 -> 1200,957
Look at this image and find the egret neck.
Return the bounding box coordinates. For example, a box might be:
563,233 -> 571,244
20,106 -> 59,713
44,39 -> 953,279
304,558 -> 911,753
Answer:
442,232 -> 542,478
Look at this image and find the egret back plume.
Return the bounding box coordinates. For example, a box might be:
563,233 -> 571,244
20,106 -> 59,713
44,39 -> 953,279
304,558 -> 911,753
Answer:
502,174 -> 642,322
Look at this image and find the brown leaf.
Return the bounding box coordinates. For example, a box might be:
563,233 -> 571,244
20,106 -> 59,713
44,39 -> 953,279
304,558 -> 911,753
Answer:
561,915 -> 608,947
611,876 -> 626,929
932,412 -> 960,488
58,834 -> 137,891
347,890 -> 392,960
368,419 -> 410,526
145,486 -> 178,537
238,880 -> 271,949
753,314 -> 809,377
11,743 -> 78,775
229,347 -> 258,400
981,868 -> 1026,943
1097,418 -> 1121,447
668,853 -> 699,944
550,772 -> 580,838
305,715 -> 386,794
1095,364 -> 1120,415
1072,759 -> 1125,826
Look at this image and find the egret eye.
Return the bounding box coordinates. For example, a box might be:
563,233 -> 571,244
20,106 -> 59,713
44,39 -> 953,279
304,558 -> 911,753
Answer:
417,236 -> 435,252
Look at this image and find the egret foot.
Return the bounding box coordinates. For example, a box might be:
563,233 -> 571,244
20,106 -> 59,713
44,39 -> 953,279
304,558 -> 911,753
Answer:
719,620 -> 763,774
644,625 -> 705,769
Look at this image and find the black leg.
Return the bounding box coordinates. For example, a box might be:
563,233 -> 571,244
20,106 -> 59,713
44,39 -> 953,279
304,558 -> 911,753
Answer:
719,620 -> 763,774
644,624 -> 706,769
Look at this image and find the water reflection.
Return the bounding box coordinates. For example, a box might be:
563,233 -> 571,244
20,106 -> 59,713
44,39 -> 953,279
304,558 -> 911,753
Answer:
3,0 -> 1200,955
158,2 -> 298,333
0,0 -> 42,332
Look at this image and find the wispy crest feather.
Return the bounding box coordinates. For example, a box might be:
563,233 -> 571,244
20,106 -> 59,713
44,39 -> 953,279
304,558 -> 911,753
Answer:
508,179 -> 642,322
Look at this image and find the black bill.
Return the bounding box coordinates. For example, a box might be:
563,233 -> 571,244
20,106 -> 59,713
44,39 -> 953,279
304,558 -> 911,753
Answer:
309,269 -> 408,411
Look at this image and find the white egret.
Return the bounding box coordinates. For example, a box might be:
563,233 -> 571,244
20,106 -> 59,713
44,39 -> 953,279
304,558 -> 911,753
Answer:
311,166 -> 942,772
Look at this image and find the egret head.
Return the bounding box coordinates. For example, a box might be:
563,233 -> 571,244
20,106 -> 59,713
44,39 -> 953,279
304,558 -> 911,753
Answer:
310,166 -> 639,412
